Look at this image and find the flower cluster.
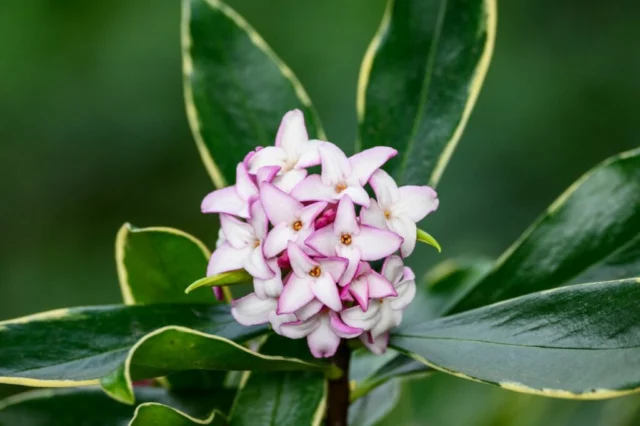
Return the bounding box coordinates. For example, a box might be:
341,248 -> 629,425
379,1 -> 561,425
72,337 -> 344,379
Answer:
201,110 -> 439,358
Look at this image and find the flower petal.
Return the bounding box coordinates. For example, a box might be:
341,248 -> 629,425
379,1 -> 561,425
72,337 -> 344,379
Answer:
278,275 -> 315,314
335,245 -> 361,286
317,257 -> 348,282
231,293 -> 277,326
319,142 -> 351,185
381,255 -> 405,286
396,185 -> 439,222
307,315 -> 341,358
388,216 -> 417,257
295,139 -> 322,168
299,201 -> 328,227
201,186 -> 246,217
269,311 -> 297,335
371,304 -> 402,340
272,168 -> 308,193
310,273 -> 342,311
207,243 -> 251,276
304,225 -> 338,257
287,241 -> 317,277
235,162 -> 259,200
390,274 -> 416,310
276,109 -> 309,154
279,316 -> 320,339
244,246 -> 275,280
350,147 -> 397,185
248,200 -> 269,240
263,223 -> 296,258
212,287 -> 224,301
219,214 -> 254,249
368,169 -> 399,209
253,260 -> 283,299
342,184 -> 371,207
341,301 -> 381,331
290,174 -> 336,203
353,226 -> 403,261
348,277 -> 369,311
367,271 -> 398,299
295,299 -> 324,321
260,182 -> 301,226
361,332 -> 389,355
248,146 -> 288,173
256,165 -> 281,187
359,199 -> 387,229
334,196 -> 360,236
329,312 -> 362,339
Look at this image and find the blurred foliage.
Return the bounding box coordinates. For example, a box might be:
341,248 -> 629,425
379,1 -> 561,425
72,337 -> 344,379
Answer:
1,0 -> 639,424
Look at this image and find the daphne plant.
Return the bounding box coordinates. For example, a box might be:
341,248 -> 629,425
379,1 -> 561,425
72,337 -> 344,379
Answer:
1,0 -> 640,425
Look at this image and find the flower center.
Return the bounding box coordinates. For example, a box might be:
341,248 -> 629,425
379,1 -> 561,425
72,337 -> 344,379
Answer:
340,234 -> 352,245
384,210 -> 392,219
309,266 -> 321,277
292,220 -> 303,231
253,239 -> 260,248
334,183 -> 347,193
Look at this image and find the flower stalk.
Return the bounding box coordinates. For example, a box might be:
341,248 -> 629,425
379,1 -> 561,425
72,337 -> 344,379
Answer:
325,342 -> 351,426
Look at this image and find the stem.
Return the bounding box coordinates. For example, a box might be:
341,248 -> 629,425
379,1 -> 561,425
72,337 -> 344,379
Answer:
326,342 -> 351,426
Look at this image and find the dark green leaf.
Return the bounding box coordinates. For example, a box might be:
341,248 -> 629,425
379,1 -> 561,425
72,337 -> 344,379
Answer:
130,404 -> 226,426
229,336 -> 326,426
101,328 -> 325,405
185,271 -> 252,295
392,278 -> 640,398
357,0 -> 496,186
349,379 -> 401,426
570,234 -> 640,285
0,304 -> 265,388
116,224 -> 218,305
449,149 -> 640,314
182,0 -> 324,187
0,387 -> 223,426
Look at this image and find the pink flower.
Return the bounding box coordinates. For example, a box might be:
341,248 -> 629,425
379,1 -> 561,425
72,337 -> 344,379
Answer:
361,169 -> 439,257
305,196 -> 403,286
247,110 -> 322,193
260,182 -> 327,258
207,200 -> 273,280
279,310 -> 361,358
201,162 -> 258,219
341,262 -> 397,311
291,142 -> 397,207
277,242 -> 347,313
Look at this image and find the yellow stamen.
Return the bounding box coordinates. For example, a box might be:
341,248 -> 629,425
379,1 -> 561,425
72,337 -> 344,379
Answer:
309,266 -> 321,277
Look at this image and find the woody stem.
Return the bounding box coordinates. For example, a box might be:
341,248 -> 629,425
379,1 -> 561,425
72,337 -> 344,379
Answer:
325,342 -> 351,426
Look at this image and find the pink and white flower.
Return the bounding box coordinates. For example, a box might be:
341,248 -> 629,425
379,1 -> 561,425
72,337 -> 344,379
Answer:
306,196 -> 402,285
291,142 -> 397,207
247,110 -> 322,193
361,169 -> 439,257
201,109 -> 438,359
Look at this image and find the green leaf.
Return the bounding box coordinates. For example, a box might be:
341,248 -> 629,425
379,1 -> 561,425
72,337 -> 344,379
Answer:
130,404 -> 226,426
101,328 -> 326,405
392,278 -> 640,399
182,0 -> 324,187
185,270 -> 252,295
416,228 -> 441,252
229,336 -> 326,426
569,234 -> 640,285
0,387 -> 223,426
357,0 -> 496,186
116,224 -> 221,305
349,379 -> 401,426
449,148 -> 640,314
0,304 -> 266,389
350,349 -> 430,402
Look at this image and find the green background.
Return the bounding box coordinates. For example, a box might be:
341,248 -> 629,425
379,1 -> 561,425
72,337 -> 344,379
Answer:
1,0 -> 639,424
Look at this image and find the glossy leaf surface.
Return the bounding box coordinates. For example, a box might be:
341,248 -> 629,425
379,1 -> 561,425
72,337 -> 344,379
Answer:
0,387 -> 221,426
392,279 -> 640,398
116,224 -> 214,305
183,0 -> 324,187
185,270 -> 252,295
229,337 -> 326,426
0,304 -> 265,387
450,149 -> 640,314
357,0 -> 496,186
